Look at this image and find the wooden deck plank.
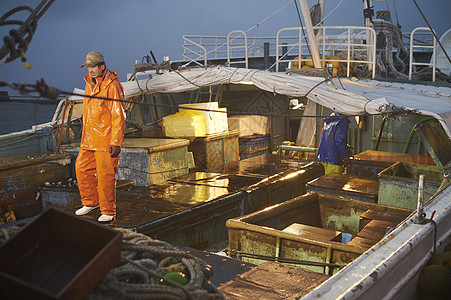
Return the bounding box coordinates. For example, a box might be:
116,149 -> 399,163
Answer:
282,223 -> 342,242
218,261 -> 330,299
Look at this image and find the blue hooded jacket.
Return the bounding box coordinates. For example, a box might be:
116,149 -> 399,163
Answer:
316,114 -> 350,166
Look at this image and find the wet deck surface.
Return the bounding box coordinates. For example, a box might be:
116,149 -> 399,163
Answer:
354,150 -> 436,166
307,173 -> 379,202
204,153 -> 294,177
72,154 -> 315,233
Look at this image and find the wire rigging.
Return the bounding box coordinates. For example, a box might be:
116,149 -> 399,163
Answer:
392,0 -> 400,28
412,0 -> 451,67
181,0 -> 292,68
0,0 -> 55,68
293,0 -> 313,59
266,0 -> 344,71
0,77 -> 411,120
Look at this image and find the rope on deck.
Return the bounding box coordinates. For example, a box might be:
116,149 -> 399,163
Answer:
0,224 -> 224,299
89,228 -> 225,300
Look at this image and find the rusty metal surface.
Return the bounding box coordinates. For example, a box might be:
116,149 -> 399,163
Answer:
218,261 -> 330,299
0,152 -> 72,171
189,130 -> 239,170
0,152 -> 72,219
347,158 -> 392,178
307,173 -> 379,203
354,150 -> 436,166
417,119 -> 451,171
38,155 -> 323,250
170,172 -> 262,192
378,162 -> 443,210
227,192 -> 411,274
182,247 -> 254,287
214,153 -> 291,177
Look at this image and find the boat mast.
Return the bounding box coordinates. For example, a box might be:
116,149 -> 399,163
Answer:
298,0 -> 322,68
363,0 -> 374,27
318,0 -> 325,26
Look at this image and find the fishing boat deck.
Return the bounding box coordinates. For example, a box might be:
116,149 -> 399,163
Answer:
41,154 -> 322,249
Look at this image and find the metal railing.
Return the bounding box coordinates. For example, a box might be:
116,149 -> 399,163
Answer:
227,30 -> 248,68
183,26 -> 377,78
409,27 -> 436,82
275,26 -> 377,78
183,34 -> 278,66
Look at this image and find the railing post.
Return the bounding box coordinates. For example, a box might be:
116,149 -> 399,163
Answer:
409,27 -> 436,82
227,30 -> 248,68
264,42 -> 270,69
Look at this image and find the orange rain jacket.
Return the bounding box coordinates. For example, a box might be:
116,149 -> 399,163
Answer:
80,69 -> 126,151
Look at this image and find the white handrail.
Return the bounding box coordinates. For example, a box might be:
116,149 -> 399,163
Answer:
409,27 -> 436,82
227,30 -> 248,68
275,26 -> 377,78
182,36 -> 208,67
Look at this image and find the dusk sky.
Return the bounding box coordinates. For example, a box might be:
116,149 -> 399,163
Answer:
0,0 -> 449,97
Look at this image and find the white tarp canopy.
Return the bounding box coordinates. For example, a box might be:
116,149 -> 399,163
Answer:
76,66 -> 451,138
121,66 -> 391,116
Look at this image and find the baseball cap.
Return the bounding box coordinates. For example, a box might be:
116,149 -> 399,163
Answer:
81,51 -> 104,68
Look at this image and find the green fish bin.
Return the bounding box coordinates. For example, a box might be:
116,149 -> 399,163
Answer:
377,162 -> 443,210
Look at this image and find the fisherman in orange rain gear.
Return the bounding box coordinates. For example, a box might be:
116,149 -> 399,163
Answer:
75,51 -> 126,222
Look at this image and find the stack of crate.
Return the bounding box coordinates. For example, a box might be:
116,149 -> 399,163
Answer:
162,102 -> 228,138
238,135 -> 270,159
228,115 -> 271,159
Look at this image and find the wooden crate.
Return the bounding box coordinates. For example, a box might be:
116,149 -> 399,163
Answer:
0,207 -> 122,299
189,130 -> 239,170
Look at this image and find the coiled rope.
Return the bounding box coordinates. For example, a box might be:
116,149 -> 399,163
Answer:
90,229 -> 225,299
0,225 -> 224,299
374,19 -> 408,79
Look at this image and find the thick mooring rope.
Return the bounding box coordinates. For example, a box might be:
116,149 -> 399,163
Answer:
89,228 -> 224,300
0,225 -> 224,299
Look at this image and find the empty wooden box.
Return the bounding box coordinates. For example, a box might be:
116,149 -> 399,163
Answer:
0,207 -> 122,299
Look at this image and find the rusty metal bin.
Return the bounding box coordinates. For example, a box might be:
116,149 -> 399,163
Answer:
0,152 -> 72,219
227,192 -> 410,275
378,162 -> 443,210
189,130 -> 239,170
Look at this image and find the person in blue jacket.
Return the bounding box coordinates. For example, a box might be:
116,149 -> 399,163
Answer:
316,112 -> 353,175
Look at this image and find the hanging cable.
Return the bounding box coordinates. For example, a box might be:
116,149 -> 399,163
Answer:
0,0 -> 55,67
1,77 -> 406,121
412,0 -> 451,67
267,0 -> 344,72
392,0 -> 400,28
293,0 -> 313,59
181,0 -> 292,68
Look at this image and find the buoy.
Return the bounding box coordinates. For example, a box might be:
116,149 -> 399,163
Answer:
292,56 -> 304,69
160,272 -> 188,287
326,56 -> 340,69
304,56 -> 314,67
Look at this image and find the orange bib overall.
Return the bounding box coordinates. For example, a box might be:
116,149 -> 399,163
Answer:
75,69 -> 125,216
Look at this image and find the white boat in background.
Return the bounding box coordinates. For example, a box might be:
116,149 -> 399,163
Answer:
435,28 -> 451,77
